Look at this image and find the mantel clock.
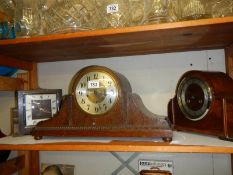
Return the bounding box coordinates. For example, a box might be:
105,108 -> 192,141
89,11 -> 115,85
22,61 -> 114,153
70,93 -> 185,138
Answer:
32,65 -> 172,141
168,70 -> 233,141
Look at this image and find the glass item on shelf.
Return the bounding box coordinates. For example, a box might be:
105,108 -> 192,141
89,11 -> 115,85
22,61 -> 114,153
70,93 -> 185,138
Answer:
129,0 -> 146,26
0,66 -> 17,76
14,0 -> 41,37
0,0 -> 15,19
144,0 -> 170,24
178,0 -> 212,21
211,0 -> 233,18
0,21 -> 15,39
41,0 -> 100,34
168,0 -> 179,22
96,0 -> 131,29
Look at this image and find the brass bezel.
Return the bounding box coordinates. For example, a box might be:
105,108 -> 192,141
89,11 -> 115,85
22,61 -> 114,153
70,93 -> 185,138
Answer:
69,65 -> 120,116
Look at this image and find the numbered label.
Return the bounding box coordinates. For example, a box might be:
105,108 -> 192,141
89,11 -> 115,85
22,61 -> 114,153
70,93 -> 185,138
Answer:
88,80 -> 100,89
107,4 -> 119,13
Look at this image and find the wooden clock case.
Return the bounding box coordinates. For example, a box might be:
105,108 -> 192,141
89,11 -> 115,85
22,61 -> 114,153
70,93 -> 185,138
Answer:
168,70 -> 233,140
32,66 -> 172,141
140,170 -> 172,175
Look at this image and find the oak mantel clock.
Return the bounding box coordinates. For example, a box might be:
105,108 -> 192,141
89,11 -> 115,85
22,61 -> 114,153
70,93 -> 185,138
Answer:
32,65 -> 172,141
168,70 -> 233,141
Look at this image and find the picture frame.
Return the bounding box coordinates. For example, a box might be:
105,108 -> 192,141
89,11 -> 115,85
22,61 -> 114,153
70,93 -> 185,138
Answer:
17,89 -> 62,135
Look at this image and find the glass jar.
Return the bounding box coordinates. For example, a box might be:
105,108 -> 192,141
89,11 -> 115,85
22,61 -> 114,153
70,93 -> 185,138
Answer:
14,0 -> 41,37
41,0 -> 99,34
144,0 -> 170,24
178,0 -> 212,21
96,0 -> 131,29
211,0 -> 233,18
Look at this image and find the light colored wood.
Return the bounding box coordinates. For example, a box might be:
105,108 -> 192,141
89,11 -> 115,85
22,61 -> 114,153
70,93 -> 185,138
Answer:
0,17 -> 233,62
17,73 -> 30,90
0,76 -> 24,91
28,62 -> 38,89
0,141 -> 233,153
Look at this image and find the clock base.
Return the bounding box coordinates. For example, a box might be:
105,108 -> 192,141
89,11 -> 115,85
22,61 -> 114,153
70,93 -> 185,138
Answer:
32,94 -> 172,141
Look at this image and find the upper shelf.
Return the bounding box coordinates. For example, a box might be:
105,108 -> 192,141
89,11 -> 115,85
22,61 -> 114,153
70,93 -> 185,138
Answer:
0,17 -> 233,63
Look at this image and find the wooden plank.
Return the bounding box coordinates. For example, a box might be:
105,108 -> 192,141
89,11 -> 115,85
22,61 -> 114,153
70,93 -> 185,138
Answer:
1,141 -> 233,153
0,155 -> 25,175
0,55 -> 33,70
17,73 -> 30,90
16,63 -> 39,91
232,154 -> 233,175
0,76 -> 24,91
225,44 -> 233,79
28,62 -> 38,89
17,64 -> 39,175
18,151 -> 40,175
0,17 -> 232,62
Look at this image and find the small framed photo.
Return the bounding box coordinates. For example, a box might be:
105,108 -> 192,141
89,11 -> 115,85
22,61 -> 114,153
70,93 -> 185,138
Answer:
17,89 -> 62,135
41,163 -> 75,175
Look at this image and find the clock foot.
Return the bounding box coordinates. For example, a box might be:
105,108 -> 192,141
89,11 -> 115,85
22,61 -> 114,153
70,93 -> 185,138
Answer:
162,137 -> 172,142
34,135 -> 42,140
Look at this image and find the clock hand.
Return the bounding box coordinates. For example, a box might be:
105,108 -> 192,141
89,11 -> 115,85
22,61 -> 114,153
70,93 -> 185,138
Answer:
39,107 -> 51,114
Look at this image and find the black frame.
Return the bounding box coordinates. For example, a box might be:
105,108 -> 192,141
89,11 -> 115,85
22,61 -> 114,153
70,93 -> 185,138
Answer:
17,89 -> 62,135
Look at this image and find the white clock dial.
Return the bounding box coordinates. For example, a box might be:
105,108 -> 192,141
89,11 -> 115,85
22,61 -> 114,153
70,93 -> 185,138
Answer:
24,94 -> 57,126
75,71 -> 118,115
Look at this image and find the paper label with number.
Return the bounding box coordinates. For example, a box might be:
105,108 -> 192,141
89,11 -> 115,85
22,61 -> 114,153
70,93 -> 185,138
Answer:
107,4 -> 119,13
88,80 -> 100,89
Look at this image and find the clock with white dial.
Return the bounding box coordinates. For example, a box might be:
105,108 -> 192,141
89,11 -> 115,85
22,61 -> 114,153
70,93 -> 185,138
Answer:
17,89 -> 62,135
25,94 -> 58,126
32,65 -> 172,141
75,71 -> 118,115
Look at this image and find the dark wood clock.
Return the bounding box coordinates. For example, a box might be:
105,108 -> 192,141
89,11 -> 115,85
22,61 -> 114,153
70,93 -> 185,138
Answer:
168,70 -> 233,141
32,65 -> 172,141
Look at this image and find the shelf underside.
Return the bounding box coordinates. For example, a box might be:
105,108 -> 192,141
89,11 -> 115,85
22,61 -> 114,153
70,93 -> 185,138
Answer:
0,17 -> 233,62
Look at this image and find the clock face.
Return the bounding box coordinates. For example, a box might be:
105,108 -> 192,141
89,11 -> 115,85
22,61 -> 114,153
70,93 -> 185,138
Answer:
75,71 -> 118,115
24,94 -> 58,126
177,77 -> 212,121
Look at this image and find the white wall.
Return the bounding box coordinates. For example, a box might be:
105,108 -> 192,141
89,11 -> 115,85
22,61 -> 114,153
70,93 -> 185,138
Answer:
37,49 -> 230,175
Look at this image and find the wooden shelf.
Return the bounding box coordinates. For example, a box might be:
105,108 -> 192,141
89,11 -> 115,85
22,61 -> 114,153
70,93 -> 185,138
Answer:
1,132 -> 233,153
1,141 -> 233,153
0,17 -> 233,63
0,76 -> 24,91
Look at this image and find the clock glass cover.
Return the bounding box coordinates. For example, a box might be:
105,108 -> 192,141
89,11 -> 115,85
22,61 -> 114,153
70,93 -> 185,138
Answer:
177,77 -> 212,121
75,70 -> 118,115
25,94 -> 58,126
